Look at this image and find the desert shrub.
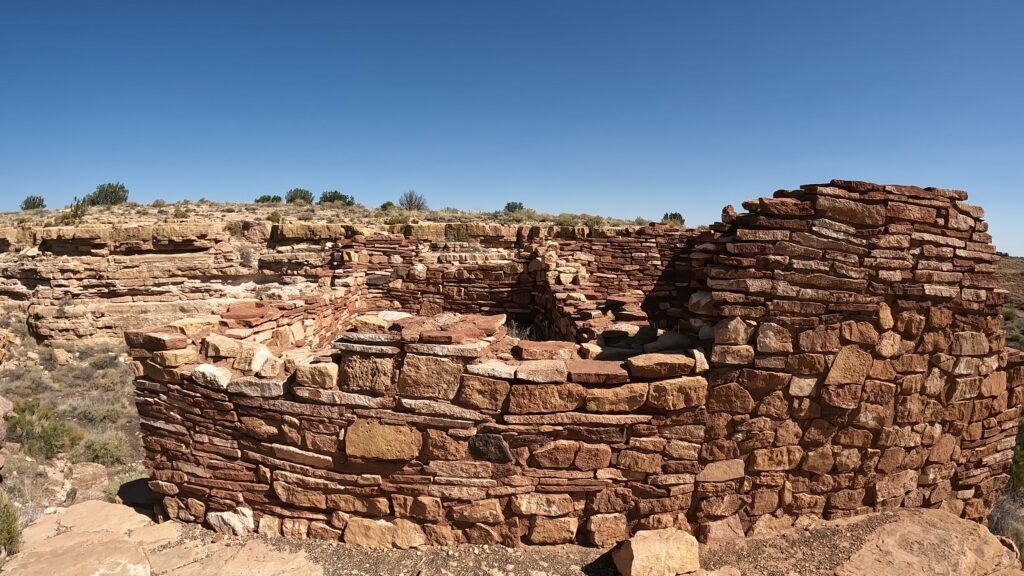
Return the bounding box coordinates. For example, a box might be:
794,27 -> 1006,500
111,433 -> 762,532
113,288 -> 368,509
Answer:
0,491 -> 21,556
506,320 -> 536,340
398,190 -> 428,211
633,216 -> 651,225
1006,307 -> 1019,322
223,207 -> 236,213
386,214 -> 411,225
379,201 -> 396,211
255,195 -> 282,204
445,227 -> 471,242
285,188 -> 314,204
85,182 -> 129,206
173,206 -> 189,218
224,221 -> 245,238
504,201 -> 524,213
53,197 -> 88,226
151,198 -> 167,207
6,401 -> 83,459
72,431 -> 131,466
662,212 -> 685,227
267,211 -> 282,223
20,195 -> 45,211
319,190 -> 355,206
990,491 -> 1024,557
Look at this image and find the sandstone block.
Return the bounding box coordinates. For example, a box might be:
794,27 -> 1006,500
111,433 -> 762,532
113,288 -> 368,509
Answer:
528,516 -> 578,545
191,363 -> 232,389
825,345 -> 872,386
511,493 -> 574,516
345,419 -> 423,460
344,517 -> 396,548
509,383 -> 584,413
294,362 -> 339,390
646,377 -> 707,411
587,513 -> 629,547
339,354 -> 395,395
626,353 -> 694,378
456,374 -> 510,411
398,354 -> 462,399
585,382 -> 649,412
515,360 -> 568,383
612,528 -> 700,576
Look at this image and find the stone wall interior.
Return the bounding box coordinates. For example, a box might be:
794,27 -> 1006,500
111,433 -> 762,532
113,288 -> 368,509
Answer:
128,180 -> 1023,548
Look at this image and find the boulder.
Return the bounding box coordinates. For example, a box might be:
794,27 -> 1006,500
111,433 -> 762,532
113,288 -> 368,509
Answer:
612,528 -> 700,576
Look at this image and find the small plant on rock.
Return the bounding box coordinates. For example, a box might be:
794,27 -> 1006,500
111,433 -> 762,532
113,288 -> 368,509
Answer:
0,491 -> 21,557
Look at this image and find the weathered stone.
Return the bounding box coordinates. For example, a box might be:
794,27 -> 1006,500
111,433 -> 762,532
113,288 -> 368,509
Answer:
612,528 -> 700,576
468,433 -> 513,463
339,354 -> 396,395
294,362 -> 338,390
515,360 -> 568,383
585,382 -> 649,412
825,345 -> 872,386
398,354 -> 463,399
646,377 -> 707,410
511,493 -> 574,516
587,513 -> 629,547
713,317 -> 754,345
345,419 -> 423,460
509,383 -> 585,413
191,363 -> 232,389
529,516 -> 578,544
757,323 -> 793,353
626,353 -> 694,378
455,374 -> 510,411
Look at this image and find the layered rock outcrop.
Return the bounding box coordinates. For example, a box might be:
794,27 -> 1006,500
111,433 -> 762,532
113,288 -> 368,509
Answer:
128,180 -> 1019,548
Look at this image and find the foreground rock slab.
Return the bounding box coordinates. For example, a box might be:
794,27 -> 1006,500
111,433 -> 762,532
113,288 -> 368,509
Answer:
612,528 -> 700,576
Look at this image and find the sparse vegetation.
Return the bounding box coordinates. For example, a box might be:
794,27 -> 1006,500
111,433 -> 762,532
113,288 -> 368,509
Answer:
380,201 -> 396,211
224,220 -> 245,238
662,212 -> 685,227
445,227 -> 471,242
104,465 -> 147,502
319,191 -> 355,206
255,194 -> 282,204
398,190 -> 428,211
20,195 -> 46,211
285,188 -> 314,204
268,210 -> 282,223
5,401 -> 84,459
0,491 -> 21,557
85,182 -> 129,206
72,431 -> 132,466
151,198 -> 167,207
51,197 -> 88,226
386,213 -> 411,225
504,201 -> 524,213
173,206 -> 189,218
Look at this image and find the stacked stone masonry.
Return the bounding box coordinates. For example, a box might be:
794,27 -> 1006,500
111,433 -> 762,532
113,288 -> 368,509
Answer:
128,180 -> 1022,548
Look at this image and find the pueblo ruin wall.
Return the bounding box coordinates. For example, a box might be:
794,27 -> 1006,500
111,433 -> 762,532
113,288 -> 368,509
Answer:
126,180 -> 1022,547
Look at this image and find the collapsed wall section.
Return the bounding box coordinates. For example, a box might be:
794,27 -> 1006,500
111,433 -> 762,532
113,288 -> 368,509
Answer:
128,180 -> 1021,548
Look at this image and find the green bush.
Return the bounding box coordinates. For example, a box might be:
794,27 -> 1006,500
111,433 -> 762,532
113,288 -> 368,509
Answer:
72,431 -> 131,466
386,214 -> 411,225
379,201 -> 396,211
20,195 -> 46,211
398,190 -> 428,211
503,201 -> 524,213
85,183 -> 129,206
5,401 -> 83,459
285,188 -> 314,204
255,195 -> 282,204
662,212 -> 685,227
151,199 -> 167,207
53,197 -> 88,226
319,191 -> 355,206
1005,307 -> 1019,322
0,491 -> 20,556
173,206 -> 189,218
267,211 -> 282,223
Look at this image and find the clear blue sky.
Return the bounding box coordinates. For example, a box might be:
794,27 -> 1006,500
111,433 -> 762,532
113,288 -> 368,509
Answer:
2,2 -> 1022,252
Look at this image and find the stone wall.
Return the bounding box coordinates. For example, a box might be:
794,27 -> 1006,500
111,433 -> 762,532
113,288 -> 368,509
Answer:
128,180 -> 1021,548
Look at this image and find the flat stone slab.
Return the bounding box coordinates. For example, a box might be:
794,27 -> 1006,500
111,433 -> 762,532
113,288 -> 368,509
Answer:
565,359 -> 629,384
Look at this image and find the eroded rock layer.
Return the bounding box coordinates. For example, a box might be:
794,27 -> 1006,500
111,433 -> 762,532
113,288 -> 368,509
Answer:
128,180 -> 1020,548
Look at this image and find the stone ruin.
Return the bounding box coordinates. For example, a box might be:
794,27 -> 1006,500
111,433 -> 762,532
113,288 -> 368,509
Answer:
127,180 -> 1023,547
